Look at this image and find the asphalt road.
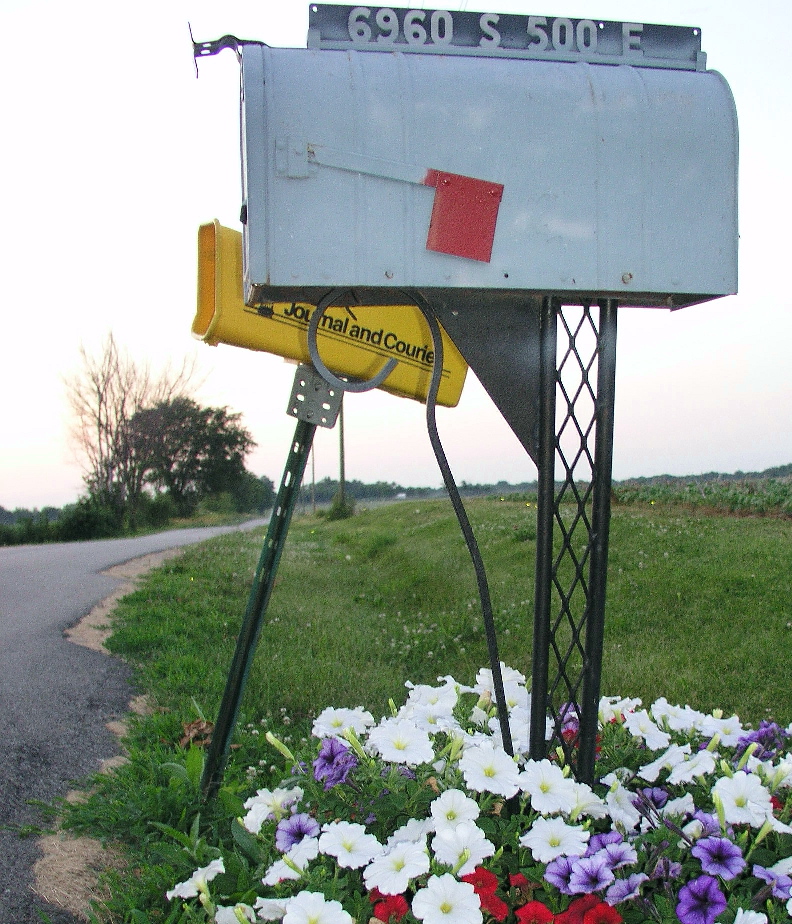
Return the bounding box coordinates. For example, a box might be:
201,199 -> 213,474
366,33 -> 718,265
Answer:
0,521 -> 267,924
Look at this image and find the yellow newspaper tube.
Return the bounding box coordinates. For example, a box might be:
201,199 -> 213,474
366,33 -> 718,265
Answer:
194,221 -> 467,408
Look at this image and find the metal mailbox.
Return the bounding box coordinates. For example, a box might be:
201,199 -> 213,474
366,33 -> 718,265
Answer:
240,42 -> 738,309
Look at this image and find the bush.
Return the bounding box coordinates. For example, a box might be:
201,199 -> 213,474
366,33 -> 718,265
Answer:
57,496 -> 122,541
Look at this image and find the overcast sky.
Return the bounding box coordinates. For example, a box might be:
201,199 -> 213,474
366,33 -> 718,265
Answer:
1,0 -> 790,509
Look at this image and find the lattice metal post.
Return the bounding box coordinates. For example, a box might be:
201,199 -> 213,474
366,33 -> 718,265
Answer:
529,299 -> 618,782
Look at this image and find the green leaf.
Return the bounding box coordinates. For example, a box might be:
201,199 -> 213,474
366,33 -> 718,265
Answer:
231,817 -> 264,864
185,745 -> 205,789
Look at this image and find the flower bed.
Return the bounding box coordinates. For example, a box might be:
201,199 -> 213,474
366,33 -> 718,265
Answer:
167,666 -> 792,924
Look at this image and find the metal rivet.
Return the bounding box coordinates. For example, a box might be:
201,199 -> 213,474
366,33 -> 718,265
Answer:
621,272 -> 633,284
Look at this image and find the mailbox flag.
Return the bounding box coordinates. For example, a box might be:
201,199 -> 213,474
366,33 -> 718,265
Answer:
424,170 -> 504,263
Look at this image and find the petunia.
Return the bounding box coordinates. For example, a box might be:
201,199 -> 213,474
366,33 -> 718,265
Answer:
544,855 -> 577,894
515,900 -> 555,924
430,789 -> 480,831
555,894 -> 601,924
214,905 -> 256,923
411,873 -> 483,924
431,820 -> 495,876
262,837 -> 320,885
166,858 -> 225,900
622,709 -> 671,750
691,836 -> 746,880
733,912 -> 767,924
459,742 -> 521,798
370,891 -> 410,922
667,750 -> 717,785
313,737 -> 358,790
312,705 -> 374,739
319,821 -> 383,869
461,867 -> 508,922
243,786 -> 303,833
519,815 -> 589,863
567,854 -> 616,894
276,813 -> 321,852
519,759 -> 578,815
676,874 -> 727,924
282,891 -> 352,924
713,771 -> 773,828
752,864 -> 792,900
254,896 -> 291,921
363,840 -> 430,895
605,873 -> 649,905
367,718 -> 435,766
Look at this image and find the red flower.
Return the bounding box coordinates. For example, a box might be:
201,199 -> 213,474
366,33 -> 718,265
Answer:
510,874 -> 530,890
462,867 -> 500,894
370,892 -> 409,922
582,903 -> 622,924
515,900 -> 555,924
461,866 -> 508,922
555,894 -> 601,924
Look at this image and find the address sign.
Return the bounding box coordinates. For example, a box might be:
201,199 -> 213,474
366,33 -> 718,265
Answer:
307,5 -> 705,70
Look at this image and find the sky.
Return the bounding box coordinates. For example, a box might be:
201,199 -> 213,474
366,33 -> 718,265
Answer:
1,0 -> 790,510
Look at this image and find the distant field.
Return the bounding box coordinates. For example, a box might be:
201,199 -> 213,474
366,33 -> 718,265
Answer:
108,495 -> 792,730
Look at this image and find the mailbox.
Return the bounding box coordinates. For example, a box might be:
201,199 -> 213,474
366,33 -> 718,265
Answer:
240,36 -> 737,310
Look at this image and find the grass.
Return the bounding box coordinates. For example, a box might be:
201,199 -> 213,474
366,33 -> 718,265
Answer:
56,496 -> 792,921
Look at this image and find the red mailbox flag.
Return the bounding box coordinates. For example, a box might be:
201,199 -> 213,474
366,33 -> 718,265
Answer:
424,170 -> 504,263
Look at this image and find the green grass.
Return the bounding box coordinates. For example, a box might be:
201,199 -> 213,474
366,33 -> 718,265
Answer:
57,497 -> 792,921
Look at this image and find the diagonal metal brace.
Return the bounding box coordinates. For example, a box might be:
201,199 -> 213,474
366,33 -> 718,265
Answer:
201,388 -> 321,797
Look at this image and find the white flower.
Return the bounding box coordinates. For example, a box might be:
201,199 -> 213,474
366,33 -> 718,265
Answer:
733,911 -> 767,924
367,718 -> 435,765
666,749 -> 717,784
519,815 -> 589,862
650,698 -> 706,733
637,744 -> 691,782
599,695 -> 642,724
661,793 -> 696,819
282,891 -> 352,924
604,779 -> 642,831
404,680 -> 459,711
215,905 -> 255,923
519,759 -> 578,815
318,821 -> 383,868
622,710 -> 671,750
489,704 -> 532,754
364,839 -> 430,894
412,873 -> 483,924
431,820 -> 495,876
262,837 -> 319,885
567,780 -> 608,820
698,713 -> 744,747
387,817 -> 435,847
312,706 -> 374,739
166,858 -> 225,900
713,771 -> 774,828
459,742 -> 521,797
254,897 -> 291,920
243,786 -> 303,832
430,789 -> 480,831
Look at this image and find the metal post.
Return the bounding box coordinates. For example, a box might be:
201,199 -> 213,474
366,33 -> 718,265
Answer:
530,296 -> 558,760
201,418 -> 316,798
577,300 -> 618,781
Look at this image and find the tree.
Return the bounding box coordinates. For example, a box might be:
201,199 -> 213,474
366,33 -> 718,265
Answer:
132,397 -> 256,515
65,333 -> 195,526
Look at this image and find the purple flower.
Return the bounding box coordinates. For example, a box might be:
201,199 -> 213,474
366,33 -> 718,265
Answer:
587,831 -> 623,855
736,721 -> 790,761
568,855 -> 616,894
753,864 -> 792,900
691,837 -> 745,881
596,841 -> 638,870
605,873 -> 649,906
691,811 -> 722,839
676,875 -> 727,924
651,857 -> 682,881
544,855 -> 576,894
312,737 -> 358,790
275,812 -> 320,852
